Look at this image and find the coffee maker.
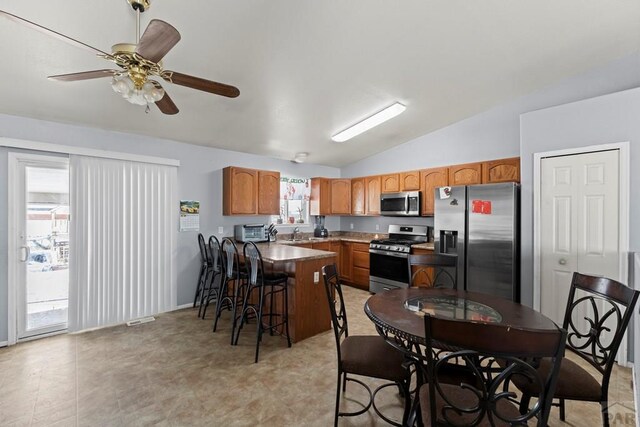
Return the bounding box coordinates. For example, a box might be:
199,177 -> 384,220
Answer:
313,216 -> 329,237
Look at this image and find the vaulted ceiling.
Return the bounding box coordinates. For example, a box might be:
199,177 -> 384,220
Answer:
0,1 -> 638,166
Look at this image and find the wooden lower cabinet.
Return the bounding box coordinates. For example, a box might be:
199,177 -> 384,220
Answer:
290,239 -> 370,290
410,248 -> 435,287
351,243 -> 370,290
311,241 -> 331,251
340,242 -> 352,281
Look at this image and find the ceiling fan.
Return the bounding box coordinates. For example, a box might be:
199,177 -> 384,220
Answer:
0,0 -> 240,115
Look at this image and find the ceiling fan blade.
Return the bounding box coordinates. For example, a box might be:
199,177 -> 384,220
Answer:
135,19 -> 181,63
48,69 -> 119,81
155,91 -> 179,115
162,71 -> 240,98
0,9 -> 109,56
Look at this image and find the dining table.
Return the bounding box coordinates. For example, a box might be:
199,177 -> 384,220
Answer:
364,287 -> 558,354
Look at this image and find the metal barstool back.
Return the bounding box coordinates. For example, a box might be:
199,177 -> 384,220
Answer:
234,242 -> 291,363
198,235 -> 222,319
193,233 -> 210,308
212,238 -> 244,343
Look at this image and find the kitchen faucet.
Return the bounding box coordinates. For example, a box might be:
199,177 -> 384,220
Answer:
293,226 -> 300,241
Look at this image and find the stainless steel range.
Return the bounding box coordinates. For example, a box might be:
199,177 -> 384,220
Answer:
369,224 -> 431,293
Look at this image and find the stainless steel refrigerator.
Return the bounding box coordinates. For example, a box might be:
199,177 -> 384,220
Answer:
434,182 -> 520,302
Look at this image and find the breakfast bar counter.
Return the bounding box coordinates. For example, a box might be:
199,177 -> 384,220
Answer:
252,242 -> 337,343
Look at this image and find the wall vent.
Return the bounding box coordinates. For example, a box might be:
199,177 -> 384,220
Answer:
126,316 -> 155,326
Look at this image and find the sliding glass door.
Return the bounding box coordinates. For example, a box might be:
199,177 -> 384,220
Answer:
12,154 -> 70,339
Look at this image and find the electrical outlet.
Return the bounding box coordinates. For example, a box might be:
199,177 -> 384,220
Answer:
218,226 -> 224,234
350,223 -> 354,230
313,272 -> 319,283
375,224 -> 380,231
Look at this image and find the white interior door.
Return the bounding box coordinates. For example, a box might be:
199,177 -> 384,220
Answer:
9,153 -> 70,340
540,149 -> 620,325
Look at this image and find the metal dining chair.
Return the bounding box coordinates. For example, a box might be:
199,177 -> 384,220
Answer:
413,314 -> 567,427
322,263 -> 410,426
514,272 -> 639,427
407,253 -> 457,289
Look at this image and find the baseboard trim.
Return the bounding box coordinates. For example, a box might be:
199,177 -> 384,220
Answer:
0,341 -> 8,348
175,303 -> 193,310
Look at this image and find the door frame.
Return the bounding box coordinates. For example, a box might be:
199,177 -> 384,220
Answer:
7,152 -> 70,345
533,141 -> 630,363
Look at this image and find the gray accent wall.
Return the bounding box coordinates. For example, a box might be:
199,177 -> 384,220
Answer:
520,87 -> 640,304
0,114 -> 340,343
340,52 -> 640,308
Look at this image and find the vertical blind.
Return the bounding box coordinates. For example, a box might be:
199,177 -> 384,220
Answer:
69,155 -> 177,332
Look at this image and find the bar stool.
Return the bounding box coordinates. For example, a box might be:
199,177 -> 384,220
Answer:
199,235 -> 222,319
212,238 -> 247,344
233,242 -> 291,363
192,233 -> 211,309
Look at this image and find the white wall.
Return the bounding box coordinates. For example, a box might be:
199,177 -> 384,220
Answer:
0,115 -> 340,342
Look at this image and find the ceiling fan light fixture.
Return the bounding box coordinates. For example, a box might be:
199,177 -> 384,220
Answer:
111,75 -> 164,106
142,81 -> 164,102
331,102 -> 406,142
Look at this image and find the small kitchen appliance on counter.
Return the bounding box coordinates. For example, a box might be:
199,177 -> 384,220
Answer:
313,216 -> 329,238
234,224 -> 269,243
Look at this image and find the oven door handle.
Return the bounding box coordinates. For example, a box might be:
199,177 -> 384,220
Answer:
369,249 -> 409,258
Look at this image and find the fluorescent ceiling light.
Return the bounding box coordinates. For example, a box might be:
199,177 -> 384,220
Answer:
331,102 -> 406,142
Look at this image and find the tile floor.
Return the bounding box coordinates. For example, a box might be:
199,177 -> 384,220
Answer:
0,286 -> 635,426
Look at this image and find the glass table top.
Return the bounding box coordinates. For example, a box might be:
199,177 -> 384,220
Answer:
404,295 -> 503,323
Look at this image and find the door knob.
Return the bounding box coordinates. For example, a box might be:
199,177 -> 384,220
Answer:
558,258 -> 567,265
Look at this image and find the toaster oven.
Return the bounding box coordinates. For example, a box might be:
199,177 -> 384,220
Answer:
234,224 -> 269,243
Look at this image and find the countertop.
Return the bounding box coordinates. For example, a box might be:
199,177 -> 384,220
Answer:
411,242 -> 435,250
275,235 -> 434,250
253,242 -> 338,263
276,236 -> 371,245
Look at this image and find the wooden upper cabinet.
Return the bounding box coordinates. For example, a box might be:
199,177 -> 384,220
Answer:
365,176 -> 381,216
448,162 -> 482,186
400,171 -> 420,191
351,178 -> 366,216
381,174 -> 400,193
330,179 -> 352,215
310,178 -> 331,216
257,170 -> 280,214
482,157 -> 520,183
420,167 -> 448,216
223,166 -> 258,215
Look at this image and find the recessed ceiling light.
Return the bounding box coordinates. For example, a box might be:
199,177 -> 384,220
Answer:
331,102 -> 406,142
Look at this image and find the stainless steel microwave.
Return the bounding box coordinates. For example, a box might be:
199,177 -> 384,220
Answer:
234,224 -> 269,242
380,191 -> 421,216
